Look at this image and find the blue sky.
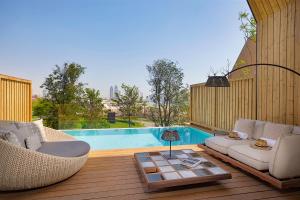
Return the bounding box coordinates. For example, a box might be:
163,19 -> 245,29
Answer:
0,0 -> 250,98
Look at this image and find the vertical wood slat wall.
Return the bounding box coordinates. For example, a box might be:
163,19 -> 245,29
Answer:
190,0 -> 300,130
190,78 -> 256,131
0,74 -> 32,122
249,0 -> 300,126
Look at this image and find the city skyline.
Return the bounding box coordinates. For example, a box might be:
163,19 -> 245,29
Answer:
109,85 -> 119,100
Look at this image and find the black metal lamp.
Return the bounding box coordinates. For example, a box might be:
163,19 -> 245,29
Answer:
161,130 -> 180,159
205,76 -> 230,87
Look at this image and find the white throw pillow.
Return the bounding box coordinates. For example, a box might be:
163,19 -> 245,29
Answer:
33,119 -> 47,142
260,137 -> 276,147
234,131 -> 248,139
25,134 -> 42,150
233,119 -> 255,138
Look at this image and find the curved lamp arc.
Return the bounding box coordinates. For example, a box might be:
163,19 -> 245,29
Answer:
205,63 -> 300,87
205,63 -> 300,120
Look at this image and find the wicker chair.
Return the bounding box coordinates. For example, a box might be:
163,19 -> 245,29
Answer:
0,127 -> 88,191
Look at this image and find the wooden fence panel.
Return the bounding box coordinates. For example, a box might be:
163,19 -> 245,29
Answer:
0,74 -> 32,122
190,78 -> 255,131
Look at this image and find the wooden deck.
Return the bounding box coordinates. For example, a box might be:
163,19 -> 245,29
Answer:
1,145 -> 300,200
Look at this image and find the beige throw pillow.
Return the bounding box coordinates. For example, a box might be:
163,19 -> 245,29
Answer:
25,134 -> 42,150
262,122 -> 293,140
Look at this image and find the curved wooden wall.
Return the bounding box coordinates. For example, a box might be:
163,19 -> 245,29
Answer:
0,74 -> 32,122
249,0 -> 300,125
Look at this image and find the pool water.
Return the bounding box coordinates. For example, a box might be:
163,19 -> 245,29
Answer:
64,127 -> 212,150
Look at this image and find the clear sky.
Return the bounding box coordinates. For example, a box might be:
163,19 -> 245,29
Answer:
0,0 -> 250,98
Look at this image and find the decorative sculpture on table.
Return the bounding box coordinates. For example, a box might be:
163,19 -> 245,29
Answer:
161,130 -> 180,159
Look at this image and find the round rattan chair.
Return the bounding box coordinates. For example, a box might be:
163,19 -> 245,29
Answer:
0,127 -> 89,191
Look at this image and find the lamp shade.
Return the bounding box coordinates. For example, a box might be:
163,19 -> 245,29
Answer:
161,130 -> 180,142
205,76 -> 230,87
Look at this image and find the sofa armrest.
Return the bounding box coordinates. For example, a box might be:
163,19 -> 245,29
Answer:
269,134 -> 300,179
44,127 -> 75,142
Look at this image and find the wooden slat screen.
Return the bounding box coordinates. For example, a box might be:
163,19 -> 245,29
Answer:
248,0 -> 300,126
190,78 -> 256,131
0,74 -> 32,122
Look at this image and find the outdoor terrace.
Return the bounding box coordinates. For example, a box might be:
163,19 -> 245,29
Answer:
1,145 -> 300,200
1,0 -> 300,199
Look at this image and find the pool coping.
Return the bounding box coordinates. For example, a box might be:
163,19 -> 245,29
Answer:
60,125 -> 192,131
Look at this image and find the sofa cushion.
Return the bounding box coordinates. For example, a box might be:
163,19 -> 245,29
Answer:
25,134 -> 42,150
253,120 -> 266,139
269,134 -> 300,179
205,136 -> 251,155
0,121 -> 45,147
228,144 -> 272,170
0,130 -> 22,146
37,141 -> 90,157
292,126 -> 300,134
262,122 -> 293,140
33,119 -> 47,142
233,119 -> 256,138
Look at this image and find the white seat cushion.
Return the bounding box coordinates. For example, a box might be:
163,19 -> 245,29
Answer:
205,136 -> 251,155
228,144 -> 272,170
262,122 -> 293,140
233,119 -> 256,138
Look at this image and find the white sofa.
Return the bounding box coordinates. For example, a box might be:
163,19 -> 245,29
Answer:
205,119 -> 300,180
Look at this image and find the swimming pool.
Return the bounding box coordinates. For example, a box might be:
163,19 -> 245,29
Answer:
64,127 -> 212,150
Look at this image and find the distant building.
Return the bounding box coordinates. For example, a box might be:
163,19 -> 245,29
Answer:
114,85 -> 119,98
109,86 -> 114,100
109,85 -> 119,100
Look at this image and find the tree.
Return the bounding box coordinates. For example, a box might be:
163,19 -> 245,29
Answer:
239,11 -> 256,41
32,97 -> 54,120
113,84 -> 143,127
41,63 -> 85,104
81,88 -> 104,128
40,63 -> 85,128
172,85 -> 190,124
147,59 -> 188,126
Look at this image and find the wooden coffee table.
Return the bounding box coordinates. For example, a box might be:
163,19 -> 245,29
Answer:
134,149 -> 231,191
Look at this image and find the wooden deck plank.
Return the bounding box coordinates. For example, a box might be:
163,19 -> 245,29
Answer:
0,146 -> 299,200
